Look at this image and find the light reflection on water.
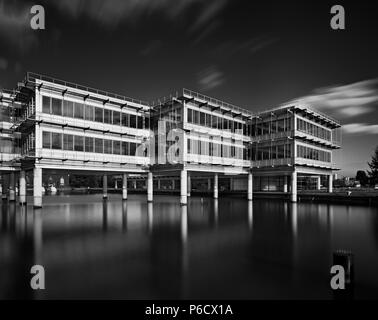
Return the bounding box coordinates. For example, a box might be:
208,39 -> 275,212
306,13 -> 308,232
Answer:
0,194 -> 377,299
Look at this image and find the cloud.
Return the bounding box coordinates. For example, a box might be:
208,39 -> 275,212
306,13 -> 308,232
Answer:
0,57 -> 8,70
140,40 -> 162,56
0,1 -> 38,52
197,66 -> 225,91
211,35 -> 278,59
54,0 -> 229,30
289,79 -> 378,118
343,123 -> 378,135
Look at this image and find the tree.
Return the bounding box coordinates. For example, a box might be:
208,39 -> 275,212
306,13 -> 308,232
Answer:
356,170 -> 368,186
368,146 -> 378,185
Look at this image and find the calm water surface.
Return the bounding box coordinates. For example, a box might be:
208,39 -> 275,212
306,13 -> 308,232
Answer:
0,194 -> 378,299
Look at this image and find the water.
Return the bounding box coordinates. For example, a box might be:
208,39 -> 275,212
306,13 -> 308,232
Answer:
0,194 -> 378,299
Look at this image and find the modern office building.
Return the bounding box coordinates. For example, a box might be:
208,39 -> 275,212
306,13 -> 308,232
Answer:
0,72 -> 341,207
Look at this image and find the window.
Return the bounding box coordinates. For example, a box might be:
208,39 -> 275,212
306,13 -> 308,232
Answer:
122,113 -> 129,127
113,111 -> 120,126
95,138 -> 103,153
85,137 -> 94,152
122,141 -> 129,155
64,135 -> 74,151
137,115 -> 143,129
113,140 -> 121,154
104,139 -> 112,154
188,109 -> 193,123
193,110 -> 199,124
95,107 -> 103,123
85,105 -> 94,121
42,96 -> 51,114
51,98 -> 62,116
51,132 -> 62,150
74,103 -> 84,119
42,131 -> 51,148
144,117 -> 150,129
130,114 -> 136,128
74,136 -> 84,151
63,100 -> 74,117
129,142 -> 136,156
200,112 -> 206,126
104,109 -> 111,124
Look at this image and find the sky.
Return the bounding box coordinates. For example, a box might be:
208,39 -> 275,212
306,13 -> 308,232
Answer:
0,0 -> 377,177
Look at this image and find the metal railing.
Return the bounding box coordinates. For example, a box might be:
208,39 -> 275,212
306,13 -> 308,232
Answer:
182,88 -> 253,116
26,72 -> 150,107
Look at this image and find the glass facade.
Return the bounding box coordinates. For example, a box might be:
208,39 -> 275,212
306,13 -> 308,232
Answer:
297,145 -> 331,162
297,118 -> 331,141
42,95 -> 147,129
251,142 -> 292,161
42,131 -> 145,156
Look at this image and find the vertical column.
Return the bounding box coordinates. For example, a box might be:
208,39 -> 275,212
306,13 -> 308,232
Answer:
122,173 -> 128,200
230,177 -> 233,191
103,174 -> 108,199
180,170 -> 187,205
0,174 -> 2,198
147,172 -> 153,202
19,170 -> 26,205
328,174 -> 333,193
248,172 -> 253,201
157,179 -> 161,190
291,170 -> 297,202
316,176 -> 321,190
207,178 -> 211,191
283,175 -> 288,193
33,167 -> 43,208
214,174 -> 218,199
172,179 -> 176,190
9,172 -> 15,201
187,174 -> 191,197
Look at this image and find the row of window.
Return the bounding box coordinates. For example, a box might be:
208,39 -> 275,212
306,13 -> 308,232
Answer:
251,143 -> 292,161
187,108 -> 293,137
42,96 -> 149,129
42,131 -> 145,156
297,145 -> 331,162
187,108 -> 246,134
187,138 -> 248,160
297,118 -> 331,141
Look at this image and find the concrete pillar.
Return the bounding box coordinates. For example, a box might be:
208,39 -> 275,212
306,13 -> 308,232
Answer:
147,172 -> 153,202
248,172 -> 253,201
283,175 -> 288,193
180,170 -> 188,205
214,174 -> 218,199
0,175 -> 2,197
316,176 -> 321,190
187,174 -> 191,197
230,177 -> 233,191
207,178 -> 211,191
33,167 -> 43,208
122,173 -> 128,200
9,172 -> 15,201
19,170 -> 26,205
103,175 -> 108,199
328,174 -> 333,193
133,180 -> 137,189
157,179 -> 161,190
172,179 -> 175,190
291,171 -> 297,203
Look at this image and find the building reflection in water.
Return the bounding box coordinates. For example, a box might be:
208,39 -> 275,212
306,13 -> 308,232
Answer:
213,200 -> 218,227
102,200 -> 108,232
122,200 -> 128,232
248,201 -> 253,231
147,202 -> 153,234
180,204 -> 189,299
290,203 -> 298,239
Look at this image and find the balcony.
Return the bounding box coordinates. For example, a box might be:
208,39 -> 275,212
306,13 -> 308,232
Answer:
251,158 -> 293,168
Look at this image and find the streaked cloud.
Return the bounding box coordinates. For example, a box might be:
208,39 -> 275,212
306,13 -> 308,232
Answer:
0,57 -> 8,70
54,0 -> 229,30
343,123 -> 378,135
197,66 -> 225,91
140,40 -> 162,56
0,1 -> 38,52
289,78 -> 378,118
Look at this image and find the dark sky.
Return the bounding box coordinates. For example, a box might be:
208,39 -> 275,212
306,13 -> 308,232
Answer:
0,0 -> 377,176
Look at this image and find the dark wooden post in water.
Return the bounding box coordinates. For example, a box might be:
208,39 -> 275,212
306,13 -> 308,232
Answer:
332,250 -> 354,300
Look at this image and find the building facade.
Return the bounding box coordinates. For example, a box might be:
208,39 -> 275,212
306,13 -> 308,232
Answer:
0,73 -> 341,207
